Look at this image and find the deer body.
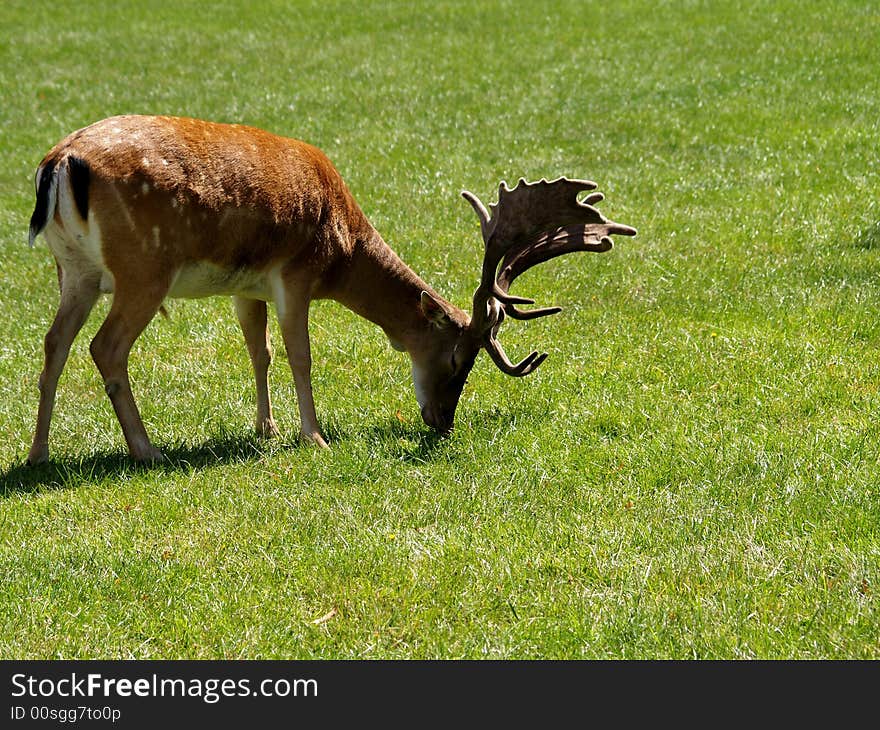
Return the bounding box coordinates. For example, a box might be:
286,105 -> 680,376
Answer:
27,114 -> 634,464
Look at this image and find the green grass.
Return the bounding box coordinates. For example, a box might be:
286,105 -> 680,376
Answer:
1,0 -> 878,658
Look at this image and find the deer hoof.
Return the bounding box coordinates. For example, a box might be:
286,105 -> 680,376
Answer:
301,431 -> 330,450
27,444 -> 49,466
256,418 -> 280,438
134,446 -> 165,464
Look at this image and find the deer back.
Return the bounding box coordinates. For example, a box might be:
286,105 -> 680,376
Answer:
32,115 -> 374,296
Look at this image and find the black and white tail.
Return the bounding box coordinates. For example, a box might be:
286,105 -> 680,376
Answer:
28,155 -> 90,247
28,159 -> 58,247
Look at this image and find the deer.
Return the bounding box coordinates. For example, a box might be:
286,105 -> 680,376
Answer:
25,115 -> 636,464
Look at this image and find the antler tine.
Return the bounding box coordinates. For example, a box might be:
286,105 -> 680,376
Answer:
483,337 -> 548,377
461,190 -> 492,240
462,188 -> 534,336
497,222 -> 634,292
463,176 -> 636,377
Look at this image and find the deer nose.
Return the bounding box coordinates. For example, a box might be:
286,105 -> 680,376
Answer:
420,404 -> 454,435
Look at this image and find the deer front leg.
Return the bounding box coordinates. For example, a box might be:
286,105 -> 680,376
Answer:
273,275 -> 329,449
28,269 -> 101,465
89,279 -> 170,462
233,296 -> 280,438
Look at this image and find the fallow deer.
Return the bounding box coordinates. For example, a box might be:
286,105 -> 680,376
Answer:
26,115 -> 636,464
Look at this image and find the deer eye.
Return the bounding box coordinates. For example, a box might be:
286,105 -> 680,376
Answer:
450,342 -> 461,373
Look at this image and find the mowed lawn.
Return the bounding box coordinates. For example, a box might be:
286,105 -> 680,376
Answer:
0,0 -> 878,658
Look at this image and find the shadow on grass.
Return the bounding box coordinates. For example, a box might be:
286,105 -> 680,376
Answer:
319,415 -> 449,464
0,432 -> 281,496
0,420 -> 451,495
366,418 -> 450,463
355,400 -> 551,463
2,404 -> 544,494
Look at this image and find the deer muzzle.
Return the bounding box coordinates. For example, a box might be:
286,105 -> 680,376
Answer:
420,403 -> 455,435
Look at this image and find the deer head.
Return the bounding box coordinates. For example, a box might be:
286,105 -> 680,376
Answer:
408,177 -> 636,436
410,177 -> 636,434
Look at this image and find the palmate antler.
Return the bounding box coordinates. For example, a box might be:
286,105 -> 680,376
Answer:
462,177 -> 637,376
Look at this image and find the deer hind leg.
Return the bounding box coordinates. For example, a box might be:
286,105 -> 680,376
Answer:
272,272 -> 329,449
89,276 -> 171,462
27,266 -> 101,465
233,296 -> 279,437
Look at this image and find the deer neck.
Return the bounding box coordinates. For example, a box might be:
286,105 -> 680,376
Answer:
327,231 -> 462,350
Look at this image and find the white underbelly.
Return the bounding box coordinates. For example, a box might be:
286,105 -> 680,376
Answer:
167,261 -> 271,300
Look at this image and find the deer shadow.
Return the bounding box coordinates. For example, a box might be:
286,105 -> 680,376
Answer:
0,432 -> 281,496
356,418 -> 450,464
355,400 -> 549,464
3,404 -> 543,495
0,421 -> 451,495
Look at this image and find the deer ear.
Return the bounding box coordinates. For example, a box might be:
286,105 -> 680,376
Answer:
420,291 -> 453,329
